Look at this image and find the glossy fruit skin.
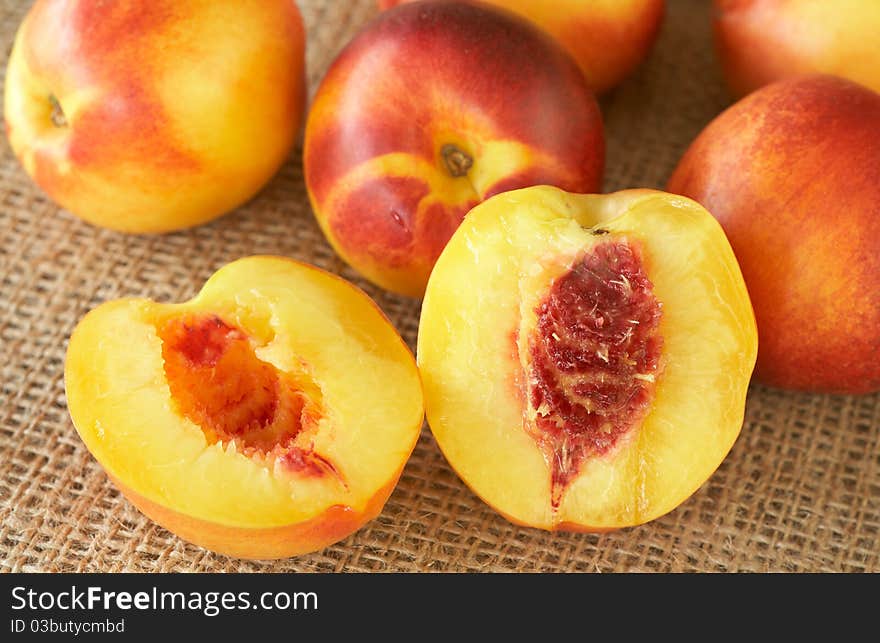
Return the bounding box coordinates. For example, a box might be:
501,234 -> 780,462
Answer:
305,0 -> 604,297
669,75 -> 880,394
4,0 -> 306,233
378,0 -> 665,94
714,0 -> 880,97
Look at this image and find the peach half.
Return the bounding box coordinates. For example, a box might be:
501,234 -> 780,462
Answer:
65,256 -> 423,559
418,187 -> 757,530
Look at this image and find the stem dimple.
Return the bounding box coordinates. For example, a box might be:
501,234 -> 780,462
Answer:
48,94 -> 67,128
441,144 -> 473,178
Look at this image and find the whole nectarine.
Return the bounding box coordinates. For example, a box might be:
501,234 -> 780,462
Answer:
418,187 -> 757,530
305,1 -> 605,297
5,0 -> 306,233
378,0 -> 665,94
668,75 -> 880,394
65,256 -> 424,559
714,0 -> 880,97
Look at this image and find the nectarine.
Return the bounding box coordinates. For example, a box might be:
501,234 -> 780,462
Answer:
668,75 -> 880,394
378,0 -> 665,94
305,1 -> 604,297
5,0 -> 306,233
714,0 -> 880,97
418,187 -> 757,530
65,257 -> 424,559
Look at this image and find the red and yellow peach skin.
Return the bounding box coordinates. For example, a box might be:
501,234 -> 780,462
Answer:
306,1 -> 604,297
5,0 -> 306,233
378,0 -> 665,94
714,0 -> 880,97
668,75 -> 880,393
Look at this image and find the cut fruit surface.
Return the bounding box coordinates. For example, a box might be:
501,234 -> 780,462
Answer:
65,256 -> 423,559
417,187 -> 757,530
528,239 -> 664,508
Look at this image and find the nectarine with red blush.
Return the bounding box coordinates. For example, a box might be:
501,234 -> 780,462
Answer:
714,0 -> 880,97
305,0 -> 604,297
378,0 -> 665,94
668,75 -> 880,394
5,0 -> 306,233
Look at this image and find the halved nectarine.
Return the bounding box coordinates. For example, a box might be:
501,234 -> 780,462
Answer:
65,256 -> 423,559
418,187 -> 757,530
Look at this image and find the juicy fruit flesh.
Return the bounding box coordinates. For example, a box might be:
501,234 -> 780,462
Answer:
417,187 -> 758,530
159,314 -> 336,478
528,240 -> 663,508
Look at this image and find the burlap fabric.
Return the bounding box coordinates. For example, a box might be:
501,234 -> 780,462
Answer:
1,0 -> 877,573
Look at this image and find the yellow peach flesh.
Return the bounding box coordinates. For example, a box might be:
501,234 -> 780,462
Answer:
65,256 -> 423,558
417,187 -> 757,530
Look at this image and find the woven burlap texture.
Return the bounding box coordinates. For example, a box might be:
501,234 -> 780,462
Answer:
1,0 -> 877,573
